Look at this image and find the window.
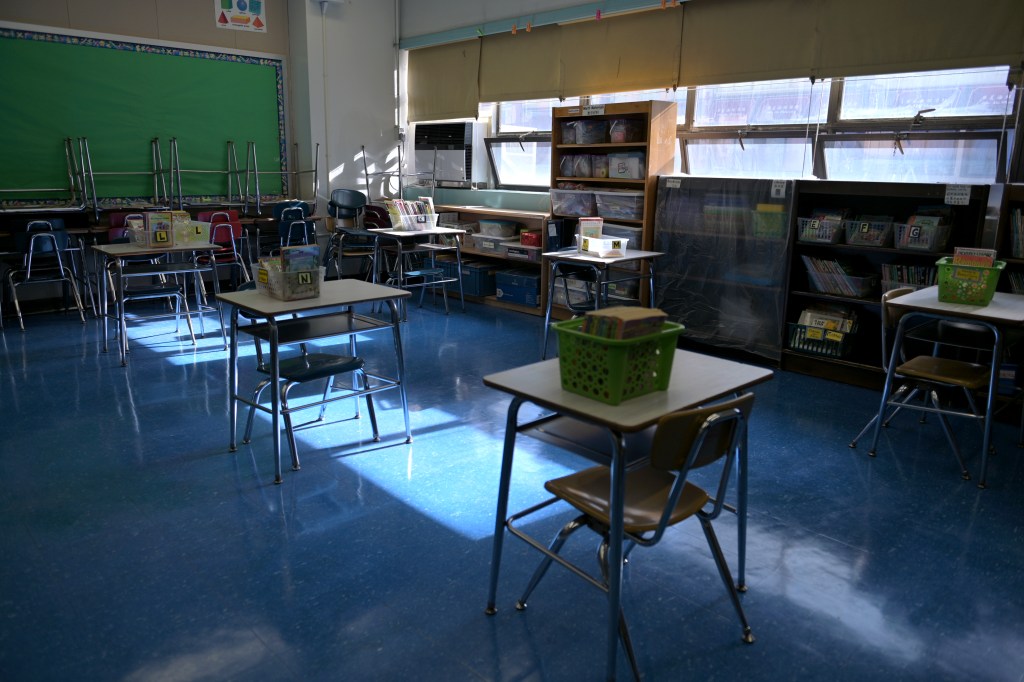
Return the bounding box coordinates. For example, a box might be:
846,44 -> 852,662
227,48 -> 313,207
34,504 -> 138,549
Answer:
693,78 -> 830,127
484,135 -> 551,190
821,135 -> 1002,184
685,136 -> 814,179
840,67 -> 1013,120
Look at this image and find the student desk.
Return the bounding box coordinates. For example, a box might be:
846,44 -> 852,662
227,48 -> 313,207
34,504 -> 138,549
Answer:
882,285 -> 1024,488
483,351 -> 773,680
93,242 -> 226,366
217,280 -> 412,483
540,248 -> 663,358
369,226 -> 468,314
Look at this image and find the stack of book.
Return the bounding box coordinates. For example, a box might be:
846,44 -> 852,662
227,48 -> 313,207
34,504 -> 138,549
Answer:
801,255 -> 875,297
952,246 -> 996,266
1010,208 -> 1024,258
581,306 -> 668,340
384,198 -> 435,225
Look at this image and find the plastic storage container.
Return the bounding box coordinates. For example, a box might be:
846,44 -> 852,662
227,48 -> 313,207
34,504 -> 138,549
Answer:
550,189 -> 597,217
895,223 -> 951,251
554,318 -> 685,405
495,269 -> 541,306
478,219 -> 519,237
574,119 -> 609,144
594,190 -> 644,221
843,220 -> 893,247
797,217 -> 843,244
608,119 -> 643,143
607,151 -> 645,179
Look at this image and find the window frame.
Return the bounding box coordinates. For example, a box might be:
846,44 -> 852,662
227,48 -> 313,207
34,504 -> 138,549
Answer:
483,133 -> 552,191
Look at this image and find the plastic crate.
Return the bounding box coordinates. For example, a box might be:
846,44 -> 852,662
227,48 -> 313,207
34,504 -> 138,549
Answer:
936,257 -> 1005,306
594,190 -> 643,221
254,266 -> 320,301
787,323 -> 855,358
797,217 -> 843,244
843,220 -> 893,247
550,189 -> 596,217
895,223 -> 951,252
554,318 -> 685,405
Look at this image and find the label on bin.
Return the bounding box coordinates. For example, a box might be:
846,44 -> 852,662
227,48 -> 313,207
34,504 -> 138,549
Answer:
770,180 -> 787,199
825,331 -> 844,342
952,267 -> 981,281
944,184 -> 970,205
805,327 -> 824,340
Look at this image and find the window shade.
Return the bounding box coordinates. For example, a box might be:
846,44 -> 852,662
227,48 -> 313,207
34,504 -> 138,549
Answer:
678,0 -> 818,87
559,10 -> 683,98
815,0 -> 1024,78
407,39 -> 480,123
479,24 -> 561,102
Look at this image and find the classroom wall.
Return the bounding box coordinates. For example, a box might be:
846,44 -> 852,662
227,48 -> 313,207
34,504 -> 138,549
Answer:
0,0 -> 401,214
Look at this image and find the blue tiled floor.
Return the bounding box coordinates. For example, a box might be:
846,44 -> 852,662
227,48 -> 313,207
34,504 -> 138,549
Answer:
1,299 -> 1023,681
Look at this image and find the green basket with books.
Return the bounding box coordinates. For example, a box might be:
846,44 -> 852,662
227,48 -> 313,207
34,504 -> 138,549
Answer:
936,256 -> 1004,306
554,318 -> 684,405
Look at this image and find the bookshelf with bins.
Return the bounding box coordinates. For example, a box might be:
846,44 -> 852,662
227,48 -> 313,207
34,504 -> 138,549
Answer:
547,99 -> 677,315
652,177 -> 794,362
996,184 -> 1024,295
783,180 -> 991,387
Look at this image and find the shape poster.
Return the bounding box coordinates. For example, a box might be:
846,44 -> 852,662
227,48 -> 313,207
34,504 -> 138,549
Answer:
215,0 -> 266,33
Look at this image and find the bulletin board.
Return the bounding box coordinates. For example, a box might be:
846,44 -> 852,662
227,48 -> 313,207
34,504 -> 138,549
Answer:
0,28 -> 286,202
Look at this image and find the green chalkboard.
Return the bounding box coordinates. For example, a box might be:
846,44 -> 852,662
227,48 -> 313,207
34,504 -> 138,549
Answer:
0,29 -> 284,202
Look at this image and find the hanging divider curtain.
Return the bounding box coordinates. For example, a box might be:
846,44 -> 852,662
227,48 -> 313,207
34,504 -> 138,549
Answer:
479,24 -> 562,103
558,10 -> 683,98
407,38 -> 480,122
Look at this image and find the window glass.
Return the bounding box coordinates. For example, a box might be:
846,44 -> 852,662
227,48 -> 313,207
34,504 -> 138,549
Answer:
840,67 -> 1012,120
497,98 -> 577,133
693,78 -> 830,127
822,137 -> 999,184
685,138 -> 813,178
486,138 -> 551,188
591,88 -> 688,124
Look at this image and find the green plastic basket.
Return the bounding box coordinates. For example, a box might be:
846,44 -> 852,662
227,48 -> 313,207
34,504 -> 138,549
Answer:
936,257 -> 1005,306
554,319 -> 685,405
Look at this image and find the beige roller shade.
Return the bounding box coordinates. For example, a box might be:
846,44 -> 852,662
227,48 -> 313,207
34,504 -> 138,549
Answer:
479,24 -> 562,102
679,0 -> 819,87
559,9 -> 684,98
816,0 -> 1024,78
407,39 -> 480,122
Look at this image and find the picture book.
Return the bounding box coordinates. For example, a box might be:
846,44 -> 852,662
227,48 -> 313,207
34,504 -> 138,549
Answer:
280,244 -> 320,272
952,246 -> 996,267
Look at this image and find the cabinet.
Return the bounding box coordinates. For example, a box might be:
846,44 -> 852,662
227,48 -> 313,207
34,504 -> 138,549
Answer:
434,204 -> 551,315
653,177 -> 794,362
548,100 -> 677,311
783,180 -> 991,387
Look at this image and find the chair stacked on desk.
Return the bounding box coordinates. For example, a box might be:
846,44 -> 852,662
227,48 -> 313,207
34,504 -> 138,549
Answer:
195,210 -> 250,289
323,189 -> 379,282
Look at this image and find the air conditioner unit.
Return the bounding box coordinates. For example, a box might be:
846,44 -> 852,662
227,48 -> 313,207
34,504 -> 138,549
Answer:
414,122 -> 473,186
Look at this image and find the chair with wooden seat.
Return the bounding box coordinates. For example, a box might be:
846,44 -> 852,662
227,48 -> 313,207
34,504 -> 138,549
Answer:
506,392 -> 756,680
848,287 -> 997,481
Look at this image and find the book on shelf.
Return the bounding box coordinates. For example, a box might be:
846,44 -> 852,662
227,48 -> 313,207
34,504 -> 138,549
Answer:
952,246 -> 996,267
280,244 -> 320,272
797,305 -> 856,333
1010,207 -> 1023,258
810,208 -> 848,223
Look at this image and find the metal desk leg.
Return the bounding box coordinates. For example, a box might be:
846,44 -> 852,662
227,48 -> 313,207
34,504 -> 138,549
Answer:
229,307 -> 240,452
207,246 -> 228,349
736,431 -> 749,590
978,328 -> 1002,489
541,260 -> 558,359
269,320 -> 283,484
647,260 -> 657,308
116,259 -> 128,366
100,256 -> 110,353
605,429 -> 627,681
388,298 -> 413,443
486,395 -> 525,615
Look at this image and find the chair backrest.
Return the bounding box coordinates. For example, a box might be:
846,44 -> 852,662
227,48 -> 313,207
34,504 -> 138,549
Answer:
328,189 -> 367,219
272,200 -> 310,222
362,204 -> 392,230
880,287 -> 915,369
651,392 -> 753,521
205,210 -> 244,242
279,220 -> 316,246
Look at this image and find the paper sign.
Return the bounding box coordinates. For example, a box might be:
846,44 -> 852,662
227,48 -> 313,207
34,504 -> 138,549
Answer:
665,178 -> 681,189
770,180 -> 787,199
944,184 -> 970,205
582,105 -> 606,116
